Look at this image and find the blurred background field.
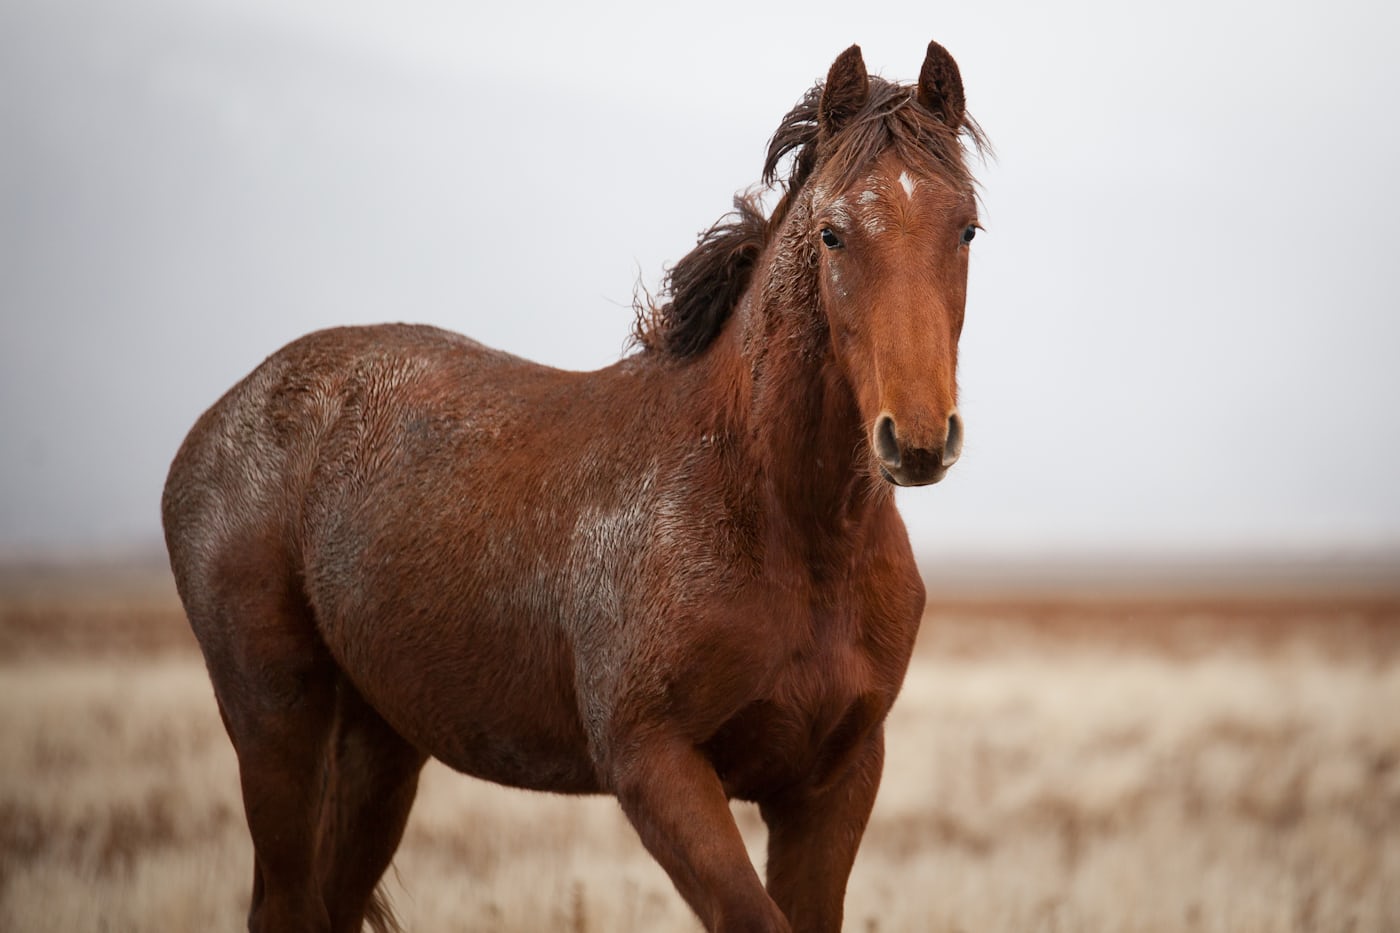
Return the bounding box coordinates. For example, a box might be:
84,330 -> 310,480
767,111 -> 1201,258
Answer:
2,560 -> 1396,932
3,4 -> 1398,928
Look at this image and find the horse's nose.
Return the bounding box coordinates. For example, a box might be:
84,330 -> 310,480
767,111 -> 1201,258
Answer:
942,411 -> 963,467
873,411 -> 962,485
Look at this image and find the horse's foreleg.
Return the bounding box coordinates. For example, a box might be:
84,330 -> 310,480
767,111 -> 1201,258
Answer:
759,728 -> 885,933
613,739 -> 791,933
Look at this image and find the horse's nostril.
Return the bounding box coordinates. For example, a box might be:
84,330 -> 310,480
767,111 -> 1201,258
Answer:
943,411 -> 963,467
874,414 -> 901,468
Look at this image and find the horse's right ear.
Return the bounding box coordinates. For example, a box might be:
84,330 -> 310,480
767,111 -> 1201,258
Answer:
819,45 -> 869,140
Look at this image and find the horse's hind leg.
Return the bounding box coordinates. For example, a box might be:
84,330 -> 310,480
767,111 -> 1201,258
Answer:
315,679 -> 426,933
191,571 -> 339,932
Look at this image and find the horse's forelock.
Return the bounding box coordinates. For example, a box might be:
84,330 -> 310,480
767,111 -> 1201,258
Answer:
771,77 -> 986,207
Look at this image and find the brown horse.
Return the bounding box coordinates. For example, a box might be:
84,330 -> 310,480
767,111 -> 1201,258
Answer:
162,40 -> 985,933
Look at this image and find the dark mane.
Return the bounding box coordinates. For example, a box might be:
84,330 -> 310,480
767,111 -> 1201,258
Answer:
632,75 -> 987,358
631,192 -> 771,358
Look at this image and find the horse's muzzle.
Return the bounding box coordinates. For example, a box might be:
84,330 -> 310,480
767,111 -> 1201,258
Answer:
873,410 -> 963,486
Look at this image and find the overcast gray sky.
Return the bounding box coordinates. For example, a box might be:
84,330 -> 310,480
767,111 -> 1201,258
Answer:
2,0 -> 1398,564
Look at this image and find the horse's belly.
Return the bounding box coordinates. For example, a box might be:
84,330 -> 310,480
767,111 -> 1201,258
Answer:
428,725 -> 602,794
321,608 -> 601,794
366,676 -> 602,793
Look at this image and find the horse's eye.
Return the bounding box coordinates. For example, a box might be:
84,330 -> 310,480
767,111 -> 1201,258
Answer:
961,225 -> 977,245
820,228 -> 843,249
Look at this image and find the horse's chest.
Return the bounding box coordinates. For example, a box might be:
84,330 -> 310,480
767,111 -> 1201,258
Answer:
705,640 -> 885,800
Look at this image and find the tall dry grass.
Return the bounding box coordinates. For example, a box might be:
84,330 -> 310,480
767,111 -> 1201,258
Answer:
1,576 -> 1397,931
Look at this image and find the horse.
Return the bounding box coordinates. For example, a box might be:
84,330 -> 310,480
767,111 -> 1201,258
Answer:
162,40 -> 986,933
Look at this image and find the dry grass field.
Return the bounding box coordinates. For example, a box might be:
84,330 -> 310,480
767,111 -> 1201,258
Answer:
1,562 -> 1398,932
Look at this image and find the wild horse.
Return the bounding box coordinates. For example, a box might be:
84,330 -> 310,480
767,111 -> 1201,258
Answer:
163,40 -> 985,933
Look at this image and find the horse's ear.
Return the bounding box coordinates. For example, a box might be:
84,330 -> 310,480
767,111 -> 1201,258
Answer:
819,45 -> 868,139
917,40 -> 966,128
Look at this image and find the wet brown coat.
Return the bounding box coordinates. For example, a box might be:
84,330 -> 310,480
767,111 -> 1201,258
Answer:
163,40 -> 984,933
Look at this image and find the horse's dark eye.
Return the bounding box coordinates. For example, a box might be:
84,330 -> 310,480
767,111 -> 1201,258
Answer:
820,228 -> 843,249
961,225 -> 977,245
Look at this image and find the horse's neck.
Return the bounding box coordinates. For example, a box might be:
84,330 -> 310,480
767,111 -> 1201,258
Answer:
703,257 -> 890,569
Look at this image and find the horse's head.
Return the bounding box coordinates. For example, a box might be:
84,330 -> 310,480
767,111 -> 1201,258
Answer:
791,42 -> 981,487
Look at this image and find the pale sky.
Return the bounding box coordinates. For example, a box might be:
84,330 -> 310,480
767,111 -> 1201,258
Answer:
2,0 -> 1398,564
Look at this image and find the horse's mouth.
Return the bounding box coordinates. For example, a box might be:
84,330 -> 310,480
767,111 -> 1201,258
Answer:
878,463 -> 950,487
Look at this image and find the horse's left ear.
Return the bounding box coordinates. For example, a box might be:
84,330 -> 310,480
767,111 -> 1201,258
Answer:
917,40 -> 966,128
820,45 -> 869,139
